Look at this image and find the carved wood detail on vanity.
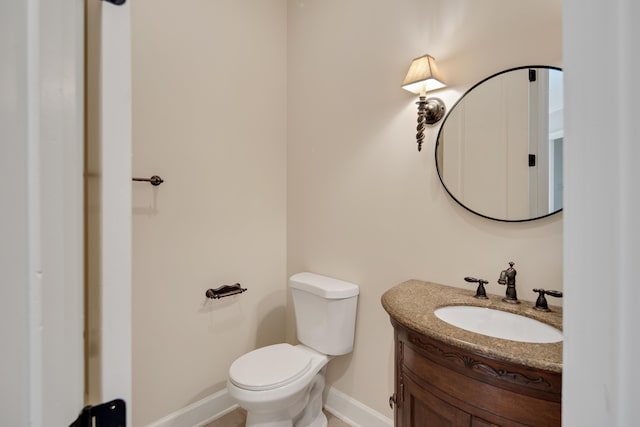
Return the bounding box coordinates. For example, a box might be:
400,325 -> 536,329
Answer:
407,330 -> 555,393
392,319 -> 561,427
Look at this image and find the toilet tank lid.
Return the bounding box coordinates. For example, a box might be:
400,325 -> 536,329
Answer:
289,272 -> 359,299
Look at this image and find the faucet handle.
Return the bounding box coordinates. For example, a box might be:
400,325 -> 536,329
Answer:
532,288 -> 563,311
464,277 -> 489,299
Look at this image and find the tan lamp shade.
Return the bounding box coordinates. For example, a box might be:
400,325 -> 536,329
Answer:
401,54 -> 446,95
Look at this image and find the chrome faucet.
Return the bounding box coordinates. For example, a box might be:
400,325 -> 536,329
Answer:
498,261 -> 519,304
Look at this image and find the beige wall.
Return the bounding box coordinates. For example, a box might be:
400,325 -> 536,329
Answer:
130,0 -> 287,425
127,0 -> 561,423
287,0 -> 562,417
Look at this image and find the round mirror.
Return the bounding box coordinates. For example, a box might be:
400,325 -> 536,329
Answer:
435,66 -> 563,222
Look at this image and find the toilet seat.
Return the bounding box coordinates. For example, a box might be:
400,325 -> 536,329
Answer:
229,343 -> 312,391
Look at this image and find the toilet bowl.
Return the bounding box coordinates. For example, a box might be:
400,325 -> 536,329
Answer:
226,273 -> 359,427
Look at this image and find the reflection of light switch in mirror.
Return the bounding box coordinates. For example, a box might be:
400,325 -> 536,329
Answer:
401,54 -> 447,152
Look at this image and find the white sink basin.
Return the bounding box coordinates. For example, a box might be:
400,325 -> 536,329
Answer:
434,306 -> 563,343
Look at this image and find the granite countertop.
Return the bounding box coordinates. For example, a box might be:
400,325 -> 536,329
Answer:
381,280 -> 563,373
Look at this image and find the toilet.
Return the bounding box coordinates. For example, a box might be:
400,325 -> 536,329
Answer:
226,272 -> 359,427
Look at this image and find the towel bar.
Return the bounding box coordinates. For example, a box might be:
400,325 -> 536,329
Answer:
132,175 -> 164,186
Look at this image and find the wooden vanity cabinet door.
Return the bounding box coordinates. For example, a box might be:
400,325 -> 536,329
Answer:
402,373 -> 471,427
392,320 -> 560,427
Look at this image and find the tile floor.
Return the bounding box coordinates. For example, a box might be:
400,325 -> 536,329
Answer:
203,407 -> 353,427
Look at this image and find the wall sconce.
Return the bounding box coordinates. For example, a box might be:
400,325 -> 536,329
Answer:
402,54 -> 446,151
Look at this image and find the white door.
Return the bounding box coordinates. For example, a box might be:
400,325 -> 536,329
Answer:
99,0 -> 134,418
86,0 -> 133,424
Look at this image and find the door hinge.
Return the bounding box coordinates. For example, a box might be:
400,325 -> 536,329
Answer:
389,393 -> 396,408
529,154 -> 536,167
529,69 -> 537,82
69,399 -> 126,427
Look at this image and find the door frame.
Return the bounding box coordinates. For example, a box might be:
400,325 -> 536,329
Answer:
1,0 -> 86,425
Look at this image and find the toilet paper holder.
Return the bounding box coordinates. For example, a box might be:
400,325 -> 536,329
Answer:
205,283 -> 247,299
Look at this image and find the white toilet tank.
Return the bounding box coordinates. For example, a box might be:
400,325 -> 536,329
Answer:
289,272 -> 359,356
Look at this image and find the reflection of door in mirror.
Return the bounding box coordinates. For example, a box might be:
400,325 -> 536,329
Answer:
548,70 -> 564,213
529,68 -> 564,218
550,137 -> 563,212
437,67 -> 563,221
529,68 -> 550,218
441,69 -> 530,220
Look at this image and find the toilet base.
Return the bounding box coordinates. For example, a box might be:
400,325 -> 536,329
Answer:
304,411 -> 327,427
246,411 -> 326,427
244,371 -> 327,427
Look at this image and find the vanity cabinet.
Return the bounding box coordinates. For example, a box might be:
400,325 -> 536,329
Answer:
392,319 -> 561,427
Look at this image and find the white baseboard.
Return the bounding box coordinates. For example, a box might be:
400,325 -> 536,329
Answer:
324,387 -> 393,427
145,389 -> 237,427
146,385 -> 393,427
